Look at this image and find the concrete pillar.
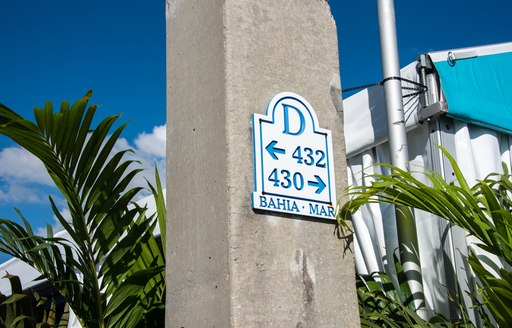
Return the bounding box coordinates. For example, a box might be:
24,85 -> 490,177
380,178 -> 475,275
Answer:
166,1 -> 359,327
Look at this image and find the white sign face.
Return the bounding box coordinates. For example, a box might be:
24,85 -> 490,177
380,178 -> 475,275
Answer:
252,92 -> 337,220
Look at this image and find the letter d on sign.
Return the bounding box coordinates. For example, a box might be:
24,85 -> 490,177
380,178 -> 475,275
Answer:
282,104 -> 305,136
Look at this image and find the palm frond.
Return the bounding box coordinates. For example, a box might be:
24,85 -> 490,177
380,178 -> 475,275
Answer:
340,146 -> 512,326
0,92 -> 166,327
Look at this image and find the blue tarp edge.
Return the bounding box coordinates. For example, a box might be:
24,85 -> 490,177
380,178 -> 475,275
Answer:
433,51 -> 512,135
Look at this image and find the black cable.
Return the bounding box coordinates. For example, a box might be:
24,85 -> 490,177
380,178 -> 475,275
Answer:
341,76 -> 427,98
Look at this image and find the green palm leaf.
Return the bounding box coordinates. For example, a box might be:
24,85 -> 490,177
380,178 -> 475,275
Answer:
0,92 -> 165,328
340,146 -> 512,326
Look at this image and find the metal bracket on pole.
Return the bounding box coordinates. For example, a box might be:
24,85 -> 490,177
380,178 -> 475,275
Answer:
418,101 -> 448,123
417,54 -> 435,107
417,54 -> 448,123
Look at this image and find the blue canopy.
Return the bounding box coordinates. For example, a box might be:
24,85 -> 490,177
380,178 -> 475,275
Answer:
432,44 -> 512,135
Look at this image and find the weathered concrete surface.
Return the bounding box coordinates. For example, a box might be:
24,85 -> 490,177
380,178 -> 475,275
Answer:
166,0 -> 230,326
166,0 -> 358,327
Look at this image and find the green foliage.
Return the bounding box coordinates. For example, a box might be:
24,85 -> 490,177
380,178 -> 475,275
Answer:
0,273 -> 69,328
357,256 -> 474,328
357,253 -> 423,327
339,147 -> 512,326
0,92 -> 165,328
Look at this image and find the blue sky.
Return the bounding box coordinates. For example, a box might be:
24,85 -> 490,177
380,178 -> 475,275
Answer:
0,0 -> 511,262
333,1 -> 512,96
0,0 -> 166,261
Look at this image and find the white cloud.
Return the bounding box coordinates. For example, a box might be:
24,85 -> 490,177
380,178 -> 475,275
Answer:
122,125 -> 166,200
112,125 -> 166,200
0,147 -> 52,185
134,125 -> 166,157
0,147 -> 55,204
0,182 -> 47,204
0,124 -> 166,206
36,207 -> 71,236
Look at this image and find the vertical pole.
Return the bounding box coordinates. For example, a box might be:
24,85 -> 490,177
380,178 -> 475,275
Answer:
377,0 -> 408,171
376,0 -> 427,318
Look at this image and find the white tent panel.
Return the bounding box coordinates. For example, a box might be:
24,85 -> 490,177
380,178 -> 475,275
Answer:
343,42 -> 512,323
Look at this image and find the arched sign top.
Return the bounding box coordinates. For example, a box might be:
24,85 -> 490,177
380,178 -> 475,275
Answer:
265,92 -> 325,135
252,92 -> 337,220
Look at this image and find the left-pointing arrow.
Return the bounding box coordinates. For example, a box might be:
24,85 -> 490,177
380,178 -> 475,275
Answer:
266,140 -> 286,160
308,175 -> 326,194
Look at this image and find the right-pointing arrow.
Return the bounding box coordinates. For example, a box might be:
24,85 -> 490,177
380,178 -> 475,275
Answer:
308,175 -> 326,194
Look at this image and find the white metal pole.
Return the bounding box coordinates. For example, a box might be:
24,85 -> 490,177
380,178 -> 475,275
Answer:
377,0 -> 408,170
377,0 -> 427,319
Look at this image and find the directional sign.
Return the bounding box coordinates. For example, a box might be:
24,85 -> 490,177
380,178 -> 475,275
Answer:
252,92 -> 337,220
